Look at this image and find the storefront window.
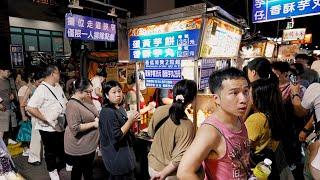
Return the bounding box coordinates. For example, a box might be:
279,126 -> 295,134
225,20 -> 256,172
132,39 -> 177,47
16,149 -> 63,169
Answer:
39,30 -> 51,35
52,37 -> 64,52
24,35 -> 38,51
52,31 -> 63,36
10,27 -> 63,53
24,29 -> 37,34
10,27 -> 22,33
39,36 -> 52,52
11,34 -> 23,45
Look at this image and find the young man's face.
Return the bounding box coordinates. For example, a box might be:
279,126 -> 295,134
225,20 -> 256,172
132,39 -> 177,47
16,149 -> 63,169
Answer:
215,78 -> 249,117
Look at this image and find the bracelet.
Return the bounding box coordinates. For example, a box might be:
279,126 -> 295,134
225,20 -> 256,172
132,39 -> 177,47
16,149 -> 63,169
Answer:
302,127 -> 312,133
291,94 -> 301,99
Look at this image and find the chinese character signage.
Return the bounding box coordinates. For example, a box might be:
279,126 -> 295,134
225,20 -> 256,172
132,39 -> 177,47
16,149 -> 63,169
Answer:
129,18 -> 202,60
278,44 -> 301,60
65,13 -> 116,42
282,28 -> 306,41
10,45 -> 24,68
253,0 -> 320,23
144,59 -> 182,89
199,59 -> 216,90
200,17 -> 242,58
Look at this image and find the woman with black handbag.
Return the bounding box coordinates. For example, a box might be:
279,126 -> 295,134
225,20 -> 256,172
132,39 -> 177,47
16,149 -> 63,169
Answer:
99,80 -> 140,180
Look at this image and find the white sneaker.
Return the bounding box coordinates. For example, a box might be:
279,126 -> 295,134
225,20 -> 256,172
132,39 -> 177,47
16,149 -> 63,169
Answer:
66,164 -> 73,172
48,169 -> 60,180
22,148 -> 30,157
8,139 -> 17,145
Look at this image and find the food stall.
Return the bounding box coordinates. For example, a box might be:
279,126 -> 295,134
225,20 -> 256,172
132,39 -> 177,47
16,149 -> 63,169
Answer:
239,40 -> 277,67
125,4 -> 245,179
127,3 -> 244,129
196,15 -> 243,126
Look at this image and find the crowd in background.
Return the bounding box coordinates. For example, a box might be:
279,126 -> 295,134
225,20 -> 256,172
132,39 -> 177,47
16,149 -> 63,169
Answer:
0,53 -> 320,180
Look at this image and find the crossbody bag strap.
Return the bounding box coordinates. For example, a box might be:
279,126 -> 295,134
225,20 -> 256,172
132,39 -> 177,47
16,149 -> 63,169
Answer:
42,84 -> 63,108
203,122 -> 250,177
154,115 -> 169,134
70,98 -> 96,118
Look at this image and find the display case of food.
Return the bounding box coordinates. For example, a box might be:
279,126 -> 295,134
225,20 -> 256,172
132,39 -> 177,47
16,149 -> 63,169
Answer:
185,91 -> 216,128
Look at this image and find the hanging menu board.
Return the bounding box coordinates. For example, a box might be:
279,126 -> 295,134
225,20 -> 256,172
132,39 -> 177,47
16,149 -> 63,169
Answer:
199,59 -> 216,90
129,18 -> 202,60
200,17 -> 242,58
144,59 -> 182,89
10,45 -> 24,68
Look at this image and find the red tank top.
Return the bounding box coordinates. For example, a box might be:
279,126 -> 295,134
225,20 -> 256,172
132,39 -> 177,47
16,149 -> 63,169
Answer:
202,115 -> 250,180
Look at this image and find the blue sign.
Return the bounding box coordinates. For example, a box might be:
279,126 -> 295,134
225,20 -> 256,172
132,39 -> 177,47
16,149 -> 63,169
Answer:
65,13 -> 116,42
199,59 -> 215,90
144,59 -> 182,89
252,0 -> 320,23
129,29 -> 200,60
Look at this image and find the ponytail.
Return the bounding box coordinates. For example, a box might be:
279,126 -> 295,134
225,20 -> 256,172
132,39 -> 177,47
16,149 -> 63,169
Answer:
169,80 -> 197,125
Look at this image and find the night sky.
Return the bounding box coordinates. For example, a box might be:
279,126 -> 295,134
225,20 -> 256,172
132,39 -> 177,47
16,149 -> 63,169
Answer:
9,0 -> 320,48
175,0 -> 320,49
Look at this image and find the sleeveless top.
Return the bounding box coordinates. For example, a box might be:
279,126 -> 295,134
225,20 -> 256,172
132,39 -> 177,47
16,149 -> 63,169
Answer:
202,115 -> 250,180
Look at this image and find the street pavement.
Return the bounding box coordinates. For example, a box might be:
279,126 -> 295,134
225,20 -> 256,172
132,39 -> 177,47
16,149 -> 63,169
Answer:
13,155 -> 109,180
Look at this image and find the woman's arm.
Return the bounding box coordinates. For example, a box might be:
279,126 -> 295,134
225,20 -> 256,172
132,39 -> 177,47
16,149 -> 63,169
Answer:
151,162 -> 177,180
78,118 -> 99,131
120,110 -> 139,137
66,103 -> 98,136
101,108 -> 139,142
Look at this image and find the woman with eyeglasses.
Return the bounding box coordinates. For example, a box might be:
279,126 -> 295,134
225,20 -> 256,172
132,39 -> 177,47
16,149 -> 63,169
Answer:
64,78 -> 99,180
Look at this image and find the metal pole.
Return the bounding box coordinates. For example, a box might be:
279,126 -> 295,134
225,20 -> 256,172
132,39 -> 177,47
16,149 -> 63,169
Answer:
135,62 -> 141,133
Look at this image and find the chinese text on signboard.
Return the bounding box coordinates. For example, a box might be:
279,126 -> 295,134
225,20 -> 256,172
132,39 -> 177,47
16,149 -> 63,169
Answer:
199,59 -> 216,89
144,59 -> 182,89
65,13 -> 116,42
282,28 -> 306,41
253,0 -> 320,23
129,18 -> 202,60
200,17 -> 242,58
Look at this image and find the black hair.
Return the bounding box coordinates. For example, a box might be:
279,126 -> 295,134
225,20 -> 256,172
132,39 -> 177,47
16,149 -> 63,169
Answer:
169,79 -> 197,125
271,61 -> 290,73
96,66 -> 107,77
247,57 -> 278,83
71,78 -> 92,94
251,78 -> 286,141
127,73 -> 136,85
102,80 -> 123,108
20,72 -> 31,83
42,65 -> 58,78
288,68 -> 298,76
209,67 -> 248,94
307,55 -> 315,66
32,71 -> 43,82
242,65 -> 248,79
291,63 -> 305,76
295,53 -> 309,60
